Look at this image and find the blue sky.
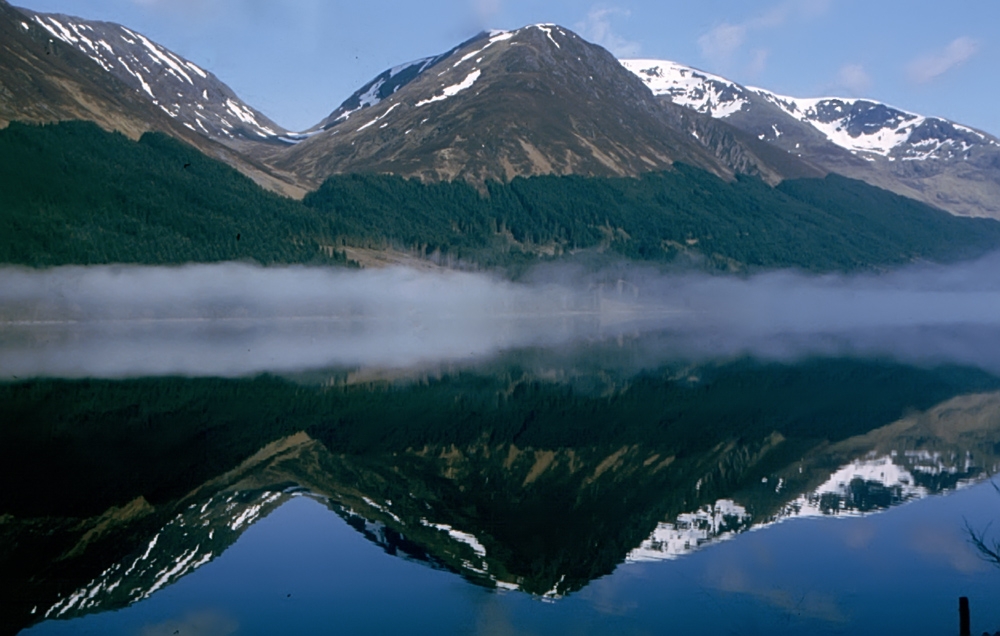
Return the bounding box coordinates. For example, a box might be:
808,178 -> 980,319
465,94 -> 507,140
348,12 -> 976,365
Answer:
13,0 -> 1000,135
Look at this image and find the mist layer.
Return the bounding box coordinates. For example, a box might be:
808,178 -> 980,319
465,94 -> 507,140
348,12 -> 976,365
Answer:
4,257 -> 1000,378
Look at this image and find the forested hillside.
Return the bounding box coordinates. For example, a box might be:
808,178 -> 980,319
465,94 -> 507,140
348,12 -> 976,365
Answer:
4,121 -> 1000,272
0,121 -> 347,266
306,169 -> 1000,271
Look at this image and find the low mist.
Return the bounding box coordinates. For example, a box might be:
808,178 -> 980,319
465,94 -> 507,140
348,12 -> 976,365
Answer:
4,255 -> 1000,378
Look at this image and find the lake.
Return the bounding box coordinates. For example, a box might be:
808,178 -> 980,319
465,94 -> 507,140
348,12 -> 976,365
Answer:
4,264 -> 1000,635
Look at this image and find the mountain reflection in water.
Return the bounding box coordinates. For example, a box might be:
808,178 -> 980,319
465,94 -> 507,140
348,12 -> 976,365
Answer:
4,347 -> 1000,634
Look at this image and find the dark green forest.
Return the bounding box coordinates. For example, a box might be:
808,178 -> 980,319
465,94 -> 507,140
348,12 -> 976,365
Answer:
3,358 -> 996,518
0,121 -> 348,266
2,358 -> 996,611
4,120 -> 1000,272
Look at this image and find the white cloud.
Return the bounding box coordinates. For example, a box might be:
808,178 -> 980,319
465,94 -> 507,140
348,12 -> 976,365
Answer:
471,0 -> 502,26
698,0 -> 831,67
835,63 -> 872,95
698,23 -> 747,65
907,36 -> 980,84
747,49 -> 769,76
576,7 -> 641,57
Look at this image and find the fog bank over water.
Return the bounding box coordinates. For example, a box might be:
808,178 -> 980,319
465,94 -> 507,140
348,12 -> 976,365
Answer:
4,256 -> 1000,378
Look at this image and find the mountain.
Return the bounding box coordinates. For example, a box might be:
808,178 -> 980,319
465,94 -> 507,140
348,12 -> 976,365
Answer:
0,0 -> 303,196
5,363 -> 1000,631
11,0 -> 1000,223
0,1 -> 172,138
310,36 -> 479,133
622,59 -> 1000,218
5,5 -> 1000,272
7,120 -> 1000,272
271,25 -> 822,188
9,7 -> 812,191
20,8 -> 291,148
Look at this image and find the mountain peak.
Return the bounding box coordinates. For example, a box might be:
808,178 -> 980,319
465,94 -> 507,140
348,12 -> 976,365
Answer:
272,23 -> 811,187
623,58 -> 1000,160
19,7 -> 290,147
311,25 -> 575,135
622,58 -> 1000,217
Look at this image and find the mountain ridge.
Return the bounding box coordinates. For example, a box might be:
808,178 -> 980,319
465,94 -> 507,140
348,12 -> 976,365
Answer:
10,0 -> 998,221
0,0 -> 306,197
20,8 -> 292,147
269,24 -> 821,189
622,58 -> 1000,218
6,368 -> 1000,631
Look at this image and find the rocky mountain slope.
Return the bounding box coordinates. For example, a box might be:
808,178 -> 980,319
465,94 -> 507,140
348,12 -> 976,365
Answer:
9,5 -> 818,193
17,386 -> 1000,628
0,0 -> 303,196
20,7 -> 291,149
271,25 -> 822,188
622,59 -> 1000,218
1,1 -> 169,138
10,0 -> 999,221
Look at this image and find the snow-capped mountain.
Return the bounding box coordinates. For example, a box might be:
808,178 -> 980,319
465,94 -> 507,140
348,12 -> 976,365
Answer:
0,1 -> 304,197
9,0 -> 1000,218
15,385 -> 1000,633
21,9 -> 289,146
627,450 -> 980,563
272,24 -> 817,188
1,1 -> 175,139
43,488 -> 291,621
310,35 -> 481,134
622,59 -> 1000,218
622,58 -> 1000,161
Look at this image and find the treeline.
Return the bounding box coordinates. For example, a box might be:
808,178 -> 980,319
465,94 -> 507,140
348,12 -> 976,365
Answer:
306,169 -> 1000,272
4,359 -> 996,606
0,121 -> 349,266
4,120 -> 1000,271
3,358 -> 996,517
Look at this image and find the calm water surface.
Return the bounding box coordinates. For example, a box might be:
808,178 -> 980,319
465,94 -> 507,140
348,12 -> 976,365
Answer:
5,265 -> 1000,635
19,483 -> 1000,635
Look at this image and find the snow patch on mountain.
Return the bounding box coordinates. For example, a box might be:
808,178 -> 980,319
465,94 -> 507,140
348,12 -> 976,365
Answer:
755,92 -> 925,157
357,102 -> 401,131
317,34 -> 485,133
622,58 -> 1000,162
532,24 -> 562,49
43,489 -> 288,620
627,499 -> 751,563
627,449 -> 982,563
225,99 -> 277,136
26,12 -> 285,142
621,59 -> 748,118
421,519 -> 487,557
452,30 -> 516,69
416,69 -> 482,106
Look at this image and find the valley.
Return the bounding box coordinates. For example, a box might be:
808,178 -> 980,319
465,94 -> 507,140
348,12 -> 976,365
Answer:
3,1 -> 1000,275
4,2 -> 1000,634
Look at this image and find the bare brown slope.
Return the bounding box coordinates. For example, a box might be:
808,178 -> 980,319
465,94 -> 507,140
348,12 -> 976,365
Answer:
0,1 -> 305,198
273,25 -> 821,188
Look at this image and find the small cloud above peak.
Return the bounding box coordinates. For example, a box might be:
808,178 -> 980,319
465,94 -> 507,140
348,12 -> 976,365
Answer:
907,36 -> 980,84
698,0 -> 831,68
698,23 -> 746,66
575,6 -> 640,57
835,63 -> 872,96
747,48 -> 769,77
470,0 -> 502,30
